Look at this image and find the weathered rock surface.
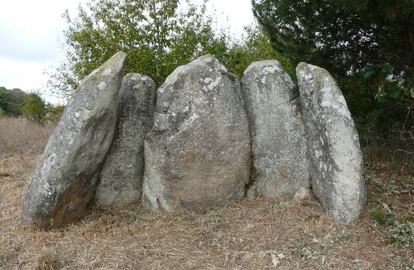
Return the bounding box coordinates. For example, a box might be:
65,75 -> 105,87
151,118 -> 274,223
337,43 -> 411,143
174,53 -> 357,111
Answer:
296,62 -> 366,223
293,187 -> 312,202
242,60 -> 309,199
143,55 -> 251,212
96,74 -> 156,206
22,52 -> 127,228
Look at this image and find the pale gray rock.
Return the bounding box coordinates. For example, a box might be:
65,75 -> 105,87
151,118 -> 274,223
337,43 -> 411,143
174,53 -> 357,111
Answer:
296,62 -> 366,223
95,74 -> 156,206
242,60 -> 309,199
143,55 -> 251,212
293,187 -> 312,201
22,52 -> 127,228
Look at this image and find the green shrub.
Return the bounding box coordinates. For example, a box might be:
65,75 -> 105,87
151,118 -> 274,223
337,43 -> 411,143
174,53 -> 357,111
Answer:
45,105 -> 65,123
370,207 -> 395,226
0,87 -> 26,116
21,94 -> 46,123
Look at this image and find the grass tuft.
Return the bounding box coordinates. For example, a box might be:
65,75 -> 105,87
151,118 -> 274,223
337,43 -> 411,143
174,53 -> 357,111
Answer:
370,207 -> 395,226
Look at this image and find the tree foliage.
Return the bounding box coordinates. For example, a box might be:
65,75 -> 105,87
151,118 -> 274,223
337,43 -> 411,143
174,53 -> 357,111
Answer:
253,0 -> 414,86
51,0 -> 295,98
253,0 -> 414,150
0,86 -> 53,123
44,104 -> 65,123
223,26 -> 294,79
21,94 -> 47,123
50,0 -> 234,95
0,87 -> 26,116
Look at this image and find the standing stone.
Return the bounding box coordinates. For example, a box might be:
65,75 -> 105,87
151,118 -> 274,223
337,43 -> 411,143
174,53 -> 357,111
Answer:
242,60 -> 309,199
95,74 -> 156,206
296,62 -> 366,223
143,55 -> 251,212
22,52 -> 127,228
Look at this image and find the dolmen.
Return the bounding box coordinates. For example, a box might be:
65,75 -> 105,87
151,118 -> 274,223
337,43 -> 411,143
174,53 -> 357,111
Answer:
22,52 -> 366,229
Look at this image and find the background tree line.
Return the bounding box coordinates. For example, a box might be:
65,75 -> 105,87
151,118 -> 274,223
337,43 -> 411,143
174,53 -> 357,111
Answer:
0,87 -> 63,123
253,0 -> 414,158
46,0 -> 413,159
48,0 -> 290,95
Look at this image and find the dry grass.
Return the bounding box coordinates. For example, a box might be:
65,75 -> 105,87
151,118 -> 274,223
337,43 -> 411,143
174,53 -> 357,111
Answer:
0,117 -> 55,156
0,121 -> 413,269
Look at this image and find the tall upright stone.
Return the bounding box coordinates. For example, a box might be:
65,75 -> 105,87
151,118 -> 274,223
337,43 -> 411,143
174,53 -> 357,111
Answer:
242,60 -> 309,199
143,55 -> 251,212
96,74 -> 156,206
296,62 -> 366,223
22,52 -> 127,228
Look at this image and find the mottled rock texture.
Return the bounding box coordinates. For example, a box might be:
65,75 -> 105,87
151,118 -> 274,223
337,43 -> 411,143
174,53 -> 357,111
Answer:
96,74 -> 156,206
242,60 -> 309,199
296,62 -> 366,223
143,55 -> 251,212
22,52 -> 127,228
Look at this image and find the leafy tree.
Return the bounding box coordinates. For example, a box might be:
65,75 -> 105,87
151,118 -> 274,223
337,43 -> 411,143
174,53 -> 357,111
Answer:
253,0 -> 414,150
50,0 -> 234,96
0,108 -> 5,118
45,104 -> 65,122
21,94 -> 47,123
252,0 -> 414,87
222,25 -> 295,79
0,87 -> 26,116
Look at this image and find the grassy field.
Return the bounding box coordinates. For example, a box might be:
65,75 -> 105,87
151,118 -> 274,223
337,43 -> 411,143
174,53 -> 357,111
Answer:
0,117 -> 413,269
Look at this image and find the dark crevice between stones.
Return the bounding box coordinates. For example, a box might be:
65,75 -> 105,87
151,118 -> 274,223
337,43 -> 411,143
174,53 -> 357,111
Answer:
244,155 -> 259,199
